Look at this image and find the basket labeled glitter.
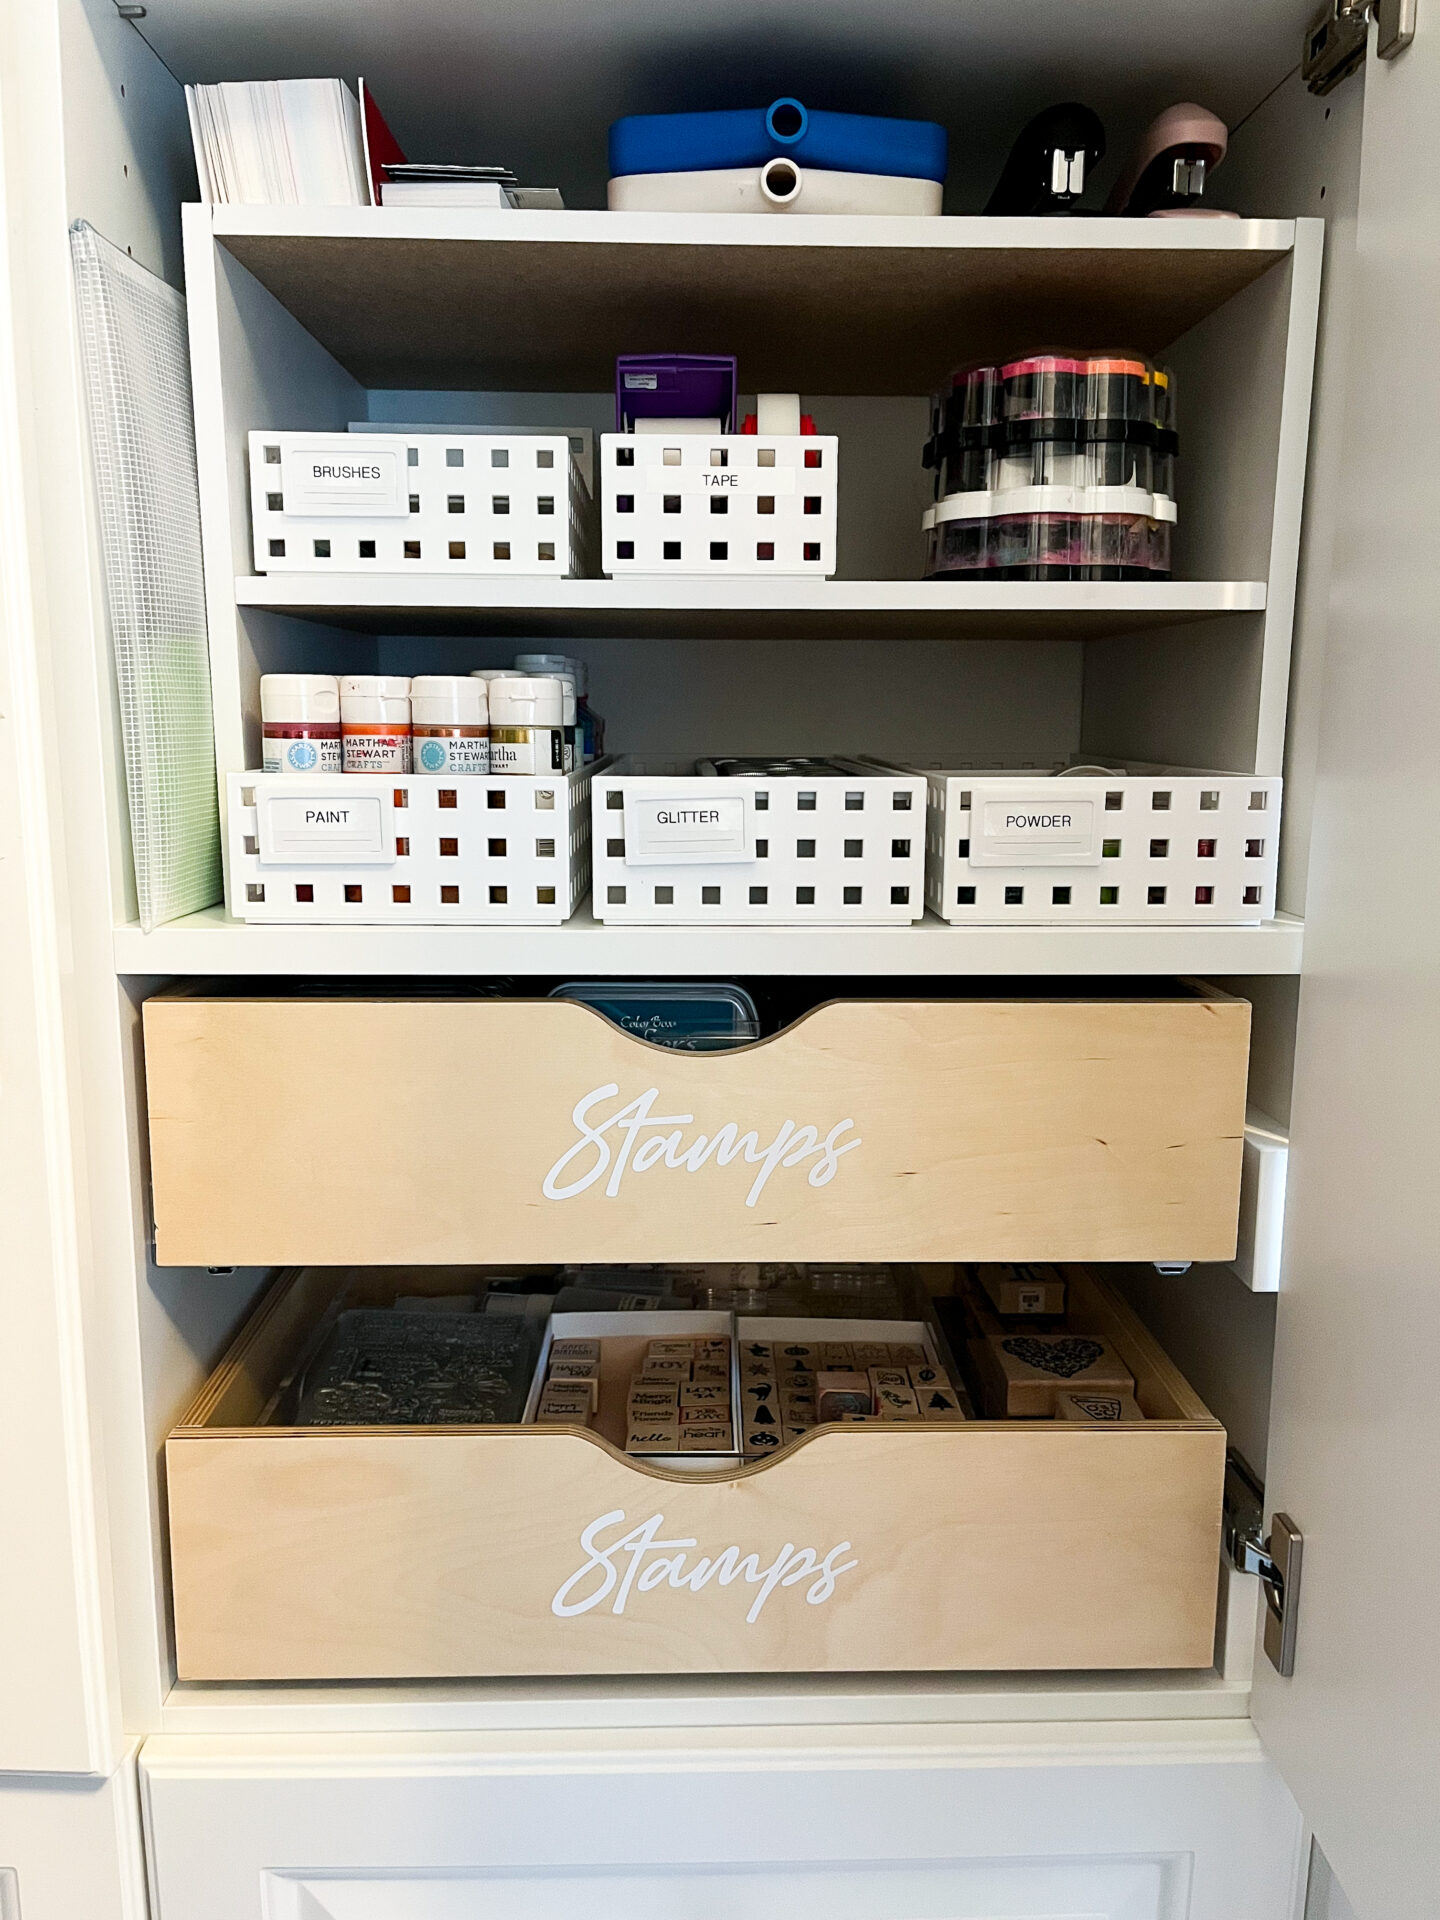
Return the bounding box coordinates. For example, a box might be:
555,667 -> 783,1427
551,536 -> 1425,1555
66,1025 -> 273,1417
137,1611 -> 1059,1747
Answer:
921,351 -> 1177,580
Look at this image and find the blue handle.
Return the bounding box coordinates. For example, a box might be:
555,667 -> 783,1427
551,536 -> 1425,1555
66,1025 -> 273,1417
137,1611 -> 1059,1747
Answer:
609,99 -> 947,182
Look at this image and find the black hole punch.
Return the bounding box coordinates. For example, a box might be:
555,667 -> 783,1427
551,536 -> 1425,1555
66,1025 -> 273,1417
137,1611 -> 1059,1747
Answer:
536,448 -> 555,468
1105,790 -> 1123,810
489,449 -> 507,468
607,838 -> 625,857
492,496 -> 510,515
892,791 -> 912,810
654,885 -> 674,905
489,838 -> 508,856
538,496 -> 555,515
755,839 -> 769,858
488,790 -> 507,808
409,495 -> 420,513
754,792 -> 769,810
448,495 -> 464,513
804,496 -> 822,514
797,791 -> 816,810
710,541 -> 729,559
268,538 -> 285,557
1147,885 -> 1167,904
447,448 -> 464,468
957,837 -> 970,857
538,540 -> 556,562
616,494 -> 634,513
1149,838 -> 1169,858
663,495 -> 681,514
616,446 -> 635,466
266,492 -> 283,511
440,884 -> 460,904
404,540 -> 421,559
616,541 -> 635,559
756,542 -> 775,560
804,542 -> 821,561
845,791 -> 864,810
488,885 -> 508,903
605,791 -> 623,809
358,539 -> 376,558
607,885 -> 626,904
449,541 -> 466,559
535,838 -> 555,858
493,541 -> 510,559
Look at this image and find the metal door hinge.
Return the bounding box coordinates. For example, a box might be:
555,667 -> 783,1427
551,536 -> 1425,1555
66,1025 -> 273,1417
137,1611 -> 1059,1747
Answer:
1223,1450 -> 1304,1677
1304,0 -> 1416,93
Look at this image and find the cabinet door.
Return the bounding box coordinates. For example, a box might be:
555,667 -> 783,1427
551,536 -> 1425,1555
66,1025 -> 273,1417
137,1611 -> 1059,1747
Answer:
141,1726 -> 1302,1920
1251,23 -> 1440,1920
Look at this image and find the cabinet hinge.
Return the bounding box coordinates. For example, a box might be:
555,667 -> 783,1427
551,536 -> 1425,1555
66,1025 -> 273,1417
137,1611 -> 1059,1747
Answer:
1223,1450 -> 1304,1676
1304,0 -> 1416,94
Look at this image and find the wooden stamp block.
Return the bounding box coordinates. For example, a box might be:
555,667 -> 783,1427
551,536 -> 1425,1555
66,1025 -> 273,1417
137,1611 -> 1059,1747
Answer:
774,1343 -> 816,1369
646,1339 -> 695,1360
536,1384 -> 592,1425
640,1357 -> 689,1381
816,1370 -> 873,1419
739,1341 -> 773,1364
819,1343 -> 855,1368
678,1422 -> 732,1452
740,1358 -> 776,1384
978,1262 -> 1068,1318
741,1378 -> 778,1406
783,1370 -> 815,1393
869,1367 -> 910,1393
549,1338 -> 600,1365
546,1371 -> 599,1412
1056,1390 -> 1144,1422
624,1420 -> 680,1453
851,1341 -> 890,1367
682,1405 -> 732,1425
781,1423 -> 812,1445
886,1343 -> 928,1368
908,1364 -> 944,1393
780,1392 -> 816,1418
548,1357 -> 599,1384
986,1332 -> 1134,1417
875,1380 -> 921,1418
627,1382 -> 679,1414
742,1399 -> 781,1434
743,1426 -> 783,1455
691,1360 -> 730,1384
680,1382 -> 730,1407
918,1384 -> 965,1420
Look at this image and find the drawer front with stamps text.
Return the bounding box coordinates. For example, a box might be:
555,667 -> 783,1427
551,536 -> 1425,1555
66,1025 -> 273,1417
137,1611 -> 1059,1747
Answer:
142,987 -> 1250,1266
165,1266 -> 1225,1680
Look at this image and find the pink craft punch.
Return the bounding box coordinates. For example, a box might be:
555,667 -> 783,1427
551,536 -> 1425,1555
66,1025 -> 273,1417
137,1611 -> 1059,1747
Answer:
1106,103 -> 1237,218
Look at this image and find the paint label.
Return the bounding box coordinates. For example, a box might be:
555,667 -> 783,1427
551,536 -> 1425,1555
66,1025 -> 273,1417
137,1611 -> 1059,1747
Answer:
622,791 -> 752,864
343,728 -> 412,774
257,790 -> 390,863
491,726 -> 565,774
262,725 -> 343,775
414,727 -> 491,775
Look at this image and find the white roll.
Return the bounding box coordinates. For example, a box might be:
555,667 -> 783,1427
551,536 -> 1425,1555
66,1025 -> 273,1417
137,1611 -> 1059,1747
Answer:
607,165 -> 943,217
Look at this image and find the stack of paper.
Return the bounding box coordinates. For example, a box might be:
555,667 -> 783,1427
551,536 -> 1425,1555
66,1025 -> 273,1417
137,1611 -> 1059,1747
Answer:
185,79 -> 368,205
379,164 -> 565,210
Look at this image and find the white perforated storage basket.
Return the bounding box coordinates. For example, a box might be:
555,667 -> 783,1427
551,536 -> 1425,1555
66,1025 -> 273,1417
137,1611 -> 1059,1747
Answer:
248,432 -> 594,576
591,759 -> 925,924
600,433 -> 837,575
922,765 -> 1282,924
225,764 -> 602,923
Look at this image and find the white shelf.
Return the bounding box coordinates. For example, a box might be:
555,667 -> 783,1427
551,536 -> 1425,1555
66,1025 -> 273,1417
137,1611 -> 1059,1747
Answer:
233,575 -> 1267,640
113,905 -> 1304,977
201,206 -> 1297,393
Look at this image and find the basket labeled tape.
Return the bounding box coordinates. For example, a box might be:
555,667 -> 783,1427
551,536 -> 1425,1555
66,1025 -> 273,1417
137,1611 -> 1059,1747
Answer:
601,433 -> 837,575
592,758 -> 925,924
248,431 -> 594,576
226,764 -> 600,923
922,765 -> 1281,924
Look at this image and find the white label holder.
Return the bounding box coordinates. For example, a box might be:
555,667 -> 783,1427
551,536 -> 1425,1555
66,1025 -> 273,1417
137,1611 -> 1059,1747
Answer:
622,791 -> 753,864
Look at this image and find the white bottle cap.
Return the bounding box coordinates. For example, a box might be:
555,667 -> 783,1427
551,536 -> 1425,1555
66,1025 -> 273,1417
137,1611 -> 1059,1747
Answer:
489,675 -> 563,726
514,652 -> 571,676
471,668 -> 526,681
261,673 -> 339,723
340,674 -> 411,725
410,675 -> 487,725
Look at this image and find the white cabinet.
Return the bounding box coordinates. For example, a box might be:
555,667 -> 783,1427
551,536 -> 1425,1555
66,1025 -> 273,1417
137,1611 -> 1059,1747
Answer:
140,1724 -> 1304,1920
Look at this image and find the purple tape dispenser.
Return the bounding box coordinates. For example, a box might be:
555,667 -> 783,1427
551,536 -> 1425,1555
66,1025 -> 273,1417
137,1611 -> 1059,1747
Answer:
616,354 -> 738,432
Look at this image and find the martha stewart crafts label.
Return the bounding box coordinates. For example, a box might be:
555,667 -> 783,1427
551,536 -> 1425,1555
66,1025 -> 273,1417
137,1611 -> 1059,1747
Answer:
541,1084 -> 861,1208
551,1510 -> 858,1624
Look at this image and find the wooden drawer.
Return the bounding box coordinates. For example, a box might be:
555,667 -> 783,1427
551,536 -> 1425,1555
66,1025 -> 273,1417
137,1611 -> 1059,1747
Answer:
142,986 -> 1249,1265
166,1265 -> 1224,1680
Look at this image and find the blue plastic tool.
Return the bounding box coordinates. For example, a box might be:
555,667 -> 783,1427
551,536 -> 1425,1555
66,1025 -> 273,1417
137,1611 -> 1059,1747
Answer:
609,98 -> 947,183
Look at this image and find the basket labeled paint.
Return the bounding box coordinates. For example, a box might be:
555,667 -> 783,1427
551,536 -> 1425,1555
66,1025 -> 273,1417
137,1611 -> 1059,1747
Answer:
248,430 -> 594,576
921,763 -> 1281,924
591,757 -> 925,924
225,763 -> 602,924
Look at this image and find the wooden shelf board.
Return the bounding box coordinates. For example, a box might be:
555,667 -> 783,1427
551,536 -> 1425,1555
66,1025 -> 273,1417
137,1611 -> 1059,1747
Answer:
114,905 -> 1304,978
234,575 -> 1266,640
207,207 -> 1296,393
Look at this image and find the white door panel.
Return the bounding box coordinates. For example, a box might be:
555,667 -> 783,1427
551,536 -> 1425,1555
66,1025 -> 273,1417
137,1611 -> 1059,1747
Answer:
141,1726 -> 1303,1920
1251,17 -> 1440,1920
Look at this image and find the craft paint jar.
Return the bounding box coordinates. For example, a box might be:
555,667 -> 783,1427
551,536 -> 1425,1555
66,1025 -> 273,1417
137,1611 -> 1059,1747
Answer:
515,654 -> 578,770
261,673 -> 342,774
340,674 -> 412,773
489,675 -> 565,773
571,656 -> 604,762
411,675 -> 489,774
